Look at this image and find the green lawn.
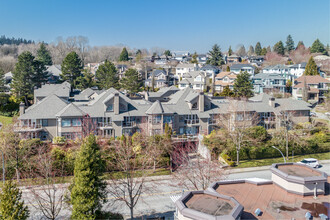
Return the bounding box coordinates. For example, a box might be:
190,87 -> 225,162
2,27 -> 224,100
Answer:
235,151 -> 330,168
0,115 -> 13,126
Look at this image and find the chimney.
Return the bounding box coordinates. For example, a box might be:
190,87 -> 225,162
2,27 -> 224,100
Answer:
19,102 -> 25,116
114,93 -> 120,115
145,92 -> 149,101
269,97 -> 275,108
199,92 -> 204,112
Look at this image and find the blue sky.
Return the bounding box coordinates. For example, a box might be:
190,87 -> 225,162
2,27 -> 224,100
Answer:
1,0 -> 329,53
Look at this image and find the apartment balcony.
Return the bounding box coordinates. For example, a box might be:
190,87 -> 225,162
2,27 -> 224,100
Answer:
123,121 -> 138,128
97,122 -> 113,130
14,124 -> 43,132
184,119 -> 200,125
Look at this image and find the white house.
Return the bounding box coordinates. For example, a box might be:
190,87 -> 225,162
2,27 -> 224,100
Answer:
178,71 -> 209,92
145,69 -> 169,88
200,64 -> 220,82
230,64 -> 255,76
175,63 -> 198,79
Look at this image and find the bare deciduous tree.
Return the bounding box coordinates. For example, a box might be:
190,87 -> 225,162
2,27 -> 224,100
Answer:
289,45 -> 311,64
26,146 -> 66,220
171,143 -> 226,190
218,99 -> 259,165
107,135 -> 152,219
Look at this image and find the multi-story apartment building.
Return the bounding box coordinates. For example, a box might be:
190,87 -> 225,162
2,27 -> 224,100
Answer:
16,83 -> 311,141
292,75 -> 330,102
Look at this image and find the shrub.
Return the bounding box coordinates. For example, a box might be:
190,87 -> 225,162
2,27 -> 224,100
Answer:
220,153 -> 235,167
246,126 -> 268,141
52,136 -> 66,145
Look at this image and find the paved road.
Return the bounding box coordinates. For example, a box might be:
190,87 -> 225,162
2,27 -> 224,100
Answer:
24,163 -> 330,219
311,110 -> 330,121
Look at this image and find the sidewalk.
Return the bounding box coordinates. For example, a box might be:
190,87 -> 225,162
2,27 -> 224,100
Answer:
229,159 -> 330,174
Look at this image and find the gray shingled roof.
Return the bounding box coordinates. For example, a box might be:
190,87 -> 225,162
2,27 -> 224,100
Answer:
46,65 -> 62,77
74,88 -> 96,101
56,103 -> 86,117
19,94 -> 69,119
253,73 -> 285,80
34,82 -> 71,98
230,64 -> 255,70
145,101 -> 165,114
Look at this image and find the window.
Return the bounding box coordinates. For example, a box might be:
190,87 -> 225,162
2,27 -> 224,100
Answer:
61,119 -> 71,127
192,102 -> 198,109
179,127 -> 184,134
72,119 -> 81,126
236,113 -> 243,121
120,103 -> 126,111
42,119 -> 48,126
106,104 -> 113,111
152,115 -> 161,124
163,115 -> 172,123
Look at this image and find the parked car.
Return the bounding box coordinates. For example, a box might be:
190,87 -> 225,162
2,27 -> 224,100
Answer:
325,112 -> 330,116
297,158 -> 320,168
310,112 -> 316,117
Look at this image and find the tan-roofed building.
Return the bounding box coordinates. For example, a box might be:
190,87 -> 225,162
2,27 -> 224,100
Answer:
175,163 -> 329,220
215,72 -> 237,92
292,75 -> 330,103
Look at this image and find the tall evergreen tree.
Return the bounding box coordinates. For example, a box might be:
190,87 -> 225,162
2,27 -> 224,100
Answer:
304,56 -> 318,76
285,35 -> 295,53
60,51 -> 83,89
310,39 -> 327,55
296,41 -> 304,49
266,46 -> 272,53
228,46 -> 233,56
0,181 -> 29,220
95,60 -> 119,89
248,45 -> 254,56
119,47 -> 129,61
70,135 -> 107,219
12,52 -> 35,105
121,68 -> 143,95
164,50 -> 172,57
273,41 -> 285,55
260,47 -> 267,55
233,71 -> 254,98
31,59 -> 47,89
206,44 -> 224,66
255,42 -> 262,55
76,68 -> 95,90
36,43 -> 52,66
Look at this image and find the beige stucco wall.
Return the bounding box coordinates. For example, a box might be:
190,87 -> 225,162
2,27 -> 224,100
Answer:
177,211 -> 193,220
272,173 -> 325,195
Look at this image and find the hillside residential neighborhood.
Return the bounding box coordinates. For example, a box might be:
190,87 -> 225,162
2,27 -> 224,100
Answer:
0,1 -> 329,219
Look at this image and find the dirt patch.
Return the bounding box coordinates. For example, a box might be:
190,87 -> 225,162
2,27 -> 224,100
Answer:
301,202 -> 328,217
279,206 -> 299,212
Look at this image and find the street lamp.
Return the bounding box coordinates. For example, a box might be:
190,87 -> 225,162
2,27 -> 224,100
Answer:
272,146 -> 286,163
